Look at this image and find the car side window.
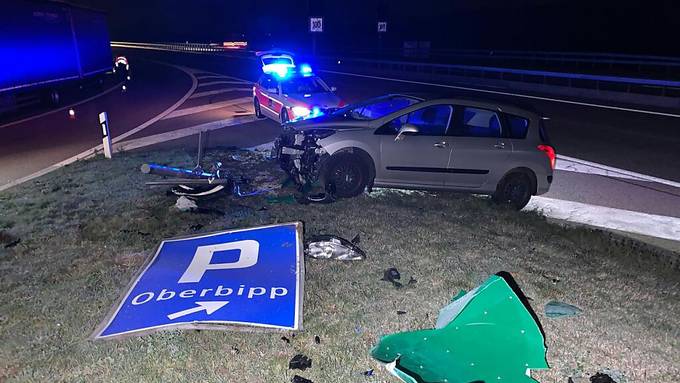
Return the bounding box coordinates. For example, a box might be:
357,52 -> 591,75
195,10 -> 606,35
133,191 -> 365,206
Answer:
378,105 -> 453,136
259,75 -> 277,92
506,114 -> 530,139
450,107 -> 502,138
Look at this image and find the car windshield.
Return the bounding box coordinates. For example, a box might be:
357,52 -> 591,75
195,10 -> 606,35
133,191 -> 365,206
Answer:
281,76 -> 328,94
333,95 -> 421,121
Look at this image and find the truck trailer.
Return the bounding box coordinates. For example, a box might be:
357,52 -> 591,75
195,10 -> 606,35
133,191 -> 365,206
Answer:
0,0 -> 113,115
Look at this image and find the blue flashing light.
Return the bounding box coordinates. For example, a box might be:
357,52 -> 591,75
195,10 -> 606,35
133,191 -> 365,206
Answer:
300,64 -> 313,74
262,63 -> 290,78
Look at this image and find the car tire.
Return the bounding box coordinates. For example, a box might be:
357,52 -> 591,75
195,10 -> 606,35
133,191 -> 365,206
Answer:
492,173 -> 533,210
254,98 -> 264,118
323,153 -> 368,198
280,108 -> 289,124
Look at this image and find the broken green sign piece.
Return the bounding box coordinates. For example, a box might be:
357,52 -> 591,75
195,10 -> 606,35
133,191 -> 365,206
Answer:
371,272 -> 549,383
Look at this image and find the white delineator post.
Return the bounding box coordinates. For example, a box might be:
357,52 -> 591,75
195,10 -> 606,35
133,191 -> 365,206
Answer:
99,112 -> 112,159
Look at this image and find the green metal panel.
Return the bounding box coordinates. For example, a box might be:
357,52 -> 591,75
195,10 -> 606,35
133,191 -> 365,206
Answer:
371,273 -> 548,383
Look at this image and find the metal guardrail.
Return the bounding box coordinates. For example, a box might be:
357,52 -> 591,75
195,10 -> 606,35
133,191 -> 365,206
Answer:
111,41 -> 680,97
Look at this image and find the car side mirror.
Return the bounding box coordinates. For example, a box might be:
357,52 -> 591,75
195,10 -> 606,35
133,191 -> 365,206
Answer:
266,87 -> 278,94
330,86 -> 337,92
395,124 -> 419,141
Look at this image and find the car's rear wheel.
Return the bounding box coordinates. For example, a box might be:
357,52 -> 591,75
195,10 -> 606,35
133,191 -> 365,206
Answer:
280,108 -> 289,124
254,97 -> 264,118
324,153 -> 368,198
492,173 -> 533,210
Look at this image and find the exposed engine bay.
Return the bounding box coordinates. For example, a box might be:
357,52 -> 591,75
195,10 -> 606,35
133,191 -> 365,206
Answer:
273,127 -> 332,190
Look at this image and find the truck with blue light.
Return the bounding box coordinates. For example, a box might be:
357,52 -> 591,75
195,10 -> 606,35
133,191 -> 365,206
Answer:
253,51 -> 344,123
1,0 -> 113,113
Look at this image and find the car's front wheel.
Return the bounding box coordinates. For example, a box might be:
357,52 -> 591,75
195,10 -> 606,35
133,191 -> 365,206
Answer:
492,173 -> 533,210
323,153 -> 368,198
254,97 -> 264,118
280,108 -> 289,124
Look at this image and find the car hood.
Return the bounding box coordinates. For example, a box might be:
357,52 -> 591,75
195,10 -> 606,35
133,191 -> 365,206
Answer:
290,92 -> 342,109
288,113 -> 373,131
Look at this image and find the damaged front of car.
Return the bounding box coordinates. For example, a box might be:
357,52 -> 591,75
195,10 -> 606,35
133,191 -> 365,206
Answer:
272,94 -> 424,198
273,115 -> 373,195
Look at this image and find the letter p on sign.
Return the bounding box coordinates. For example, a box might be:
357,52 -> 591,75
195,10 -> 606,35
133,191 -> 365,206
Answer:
179,240 -> 259,283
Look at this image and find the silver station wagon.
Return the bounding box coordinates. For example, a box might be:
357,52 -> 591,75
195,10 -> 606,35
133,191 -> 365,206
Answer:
273,94 -> 555,209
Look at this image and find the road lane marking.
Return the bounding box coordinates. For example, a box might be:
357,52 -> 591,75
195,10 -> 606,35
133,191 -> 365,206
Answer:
0,63 -> 198,192
114,115 -> 256,152
162,97 -> 252,119
556,155 -> 680,188
189,87 -> 253,99
0,81 -> 124,130
525,196 -> 680,242
320,69 -> 680,119
199,80 -> 251,87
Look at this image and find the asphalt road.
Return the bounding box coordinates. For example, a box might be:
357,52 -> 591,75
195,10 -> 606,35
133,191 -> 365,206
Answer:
1,49 -> 679,228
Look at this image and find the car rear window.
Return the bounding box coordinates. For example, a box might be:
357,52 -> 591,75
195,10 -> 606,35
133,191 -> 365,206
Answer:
506,114 -> 529,139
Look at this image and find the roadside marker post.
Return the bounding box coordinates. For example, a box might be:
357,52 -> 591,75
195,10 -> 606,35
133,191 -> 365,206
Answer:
99,112 -> 112,159
92,222 -> 305,339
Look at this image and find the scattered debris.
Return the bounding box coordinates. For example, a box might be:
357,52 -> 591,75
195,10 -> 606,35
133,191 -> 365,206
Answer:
296,192 -> 336,204
545,300 -> 583,318
175,196 -> 198,212
314,335 -> 320,344
291,375 -> 313,383
381,268 -> 402,288
305,235 -> 366,261
363,369 -> 374,377
590,372 -> 617,383
0,231 -> 20,248
542,273 -> 561,284
371,272 -> 548,383
281,336 -> 291,344
230,346 -> 240,354
407,276 -> 417,286
351,233 -> 361,244
190,223 -> 204,231
397,310 -> 407,315
289,354 -> 312,371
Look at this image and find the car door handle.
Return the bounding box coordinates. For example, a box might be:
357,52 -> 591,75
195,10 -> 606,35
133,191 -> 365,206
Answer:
494,142 -> 506,149
434,141 -> 448,148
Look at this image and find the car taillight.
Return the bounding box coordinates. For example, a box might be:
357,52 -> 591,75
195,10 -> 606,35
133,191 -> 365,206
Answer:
537,145 -> 556,170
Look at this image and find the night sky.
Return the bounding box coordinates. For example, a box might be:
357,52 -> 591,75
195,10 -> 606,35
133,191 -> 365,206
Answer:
67,0 -> 679,56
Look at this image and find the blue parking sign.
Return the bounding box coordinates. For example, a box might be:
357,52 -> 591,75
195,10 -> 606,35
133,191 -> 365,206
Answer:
93,222 -> 304,339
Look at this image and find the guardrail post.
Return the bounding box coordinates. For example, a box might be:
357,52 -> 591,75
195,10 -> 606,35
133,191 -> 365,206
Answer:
99,112 -> 112,159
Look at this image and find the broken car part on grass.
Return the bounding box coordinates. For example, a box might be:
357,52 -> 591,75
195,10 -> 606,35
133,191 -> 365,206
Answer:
371,272 -> 549,383
141,131 -> 270,200
305,235 -> 366,261
545,300 -> 583,318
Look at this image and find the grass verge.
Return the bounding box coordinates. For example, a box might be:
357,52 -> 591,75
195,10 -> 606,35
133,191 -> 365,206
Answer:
0,148 -> 678,382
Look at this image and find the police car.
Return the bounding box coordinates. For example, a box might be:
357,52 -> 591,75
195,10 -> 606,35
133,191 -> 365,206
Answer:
253,51 -> 343,123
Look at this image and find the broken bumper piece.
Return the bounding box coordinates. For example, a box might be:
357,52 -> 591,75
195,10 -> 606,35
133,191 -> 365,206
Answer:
371,272 -> 548,383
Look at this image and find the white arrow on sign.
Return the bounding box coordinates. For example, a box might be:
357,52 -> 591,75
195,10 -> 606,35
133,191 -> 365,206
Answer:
167,301 -> 229,320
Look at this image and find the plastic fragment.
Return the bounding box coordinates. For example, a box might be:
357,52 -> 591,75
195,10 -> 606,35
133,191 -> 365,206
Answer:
545,300 -> 583,318
305,235 -> 366,261
363,369 -> 374,377
289,354 -> 312,371
381,268 -> 402,288
590,372 -> 618,383
314,335 -> 320,344
397,310 -> 407,315
372,272 -> 549,383
281,336 -> 291,344
407,276 -> 417,285
175,196 -> 198,211
291,375 -> 313,383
